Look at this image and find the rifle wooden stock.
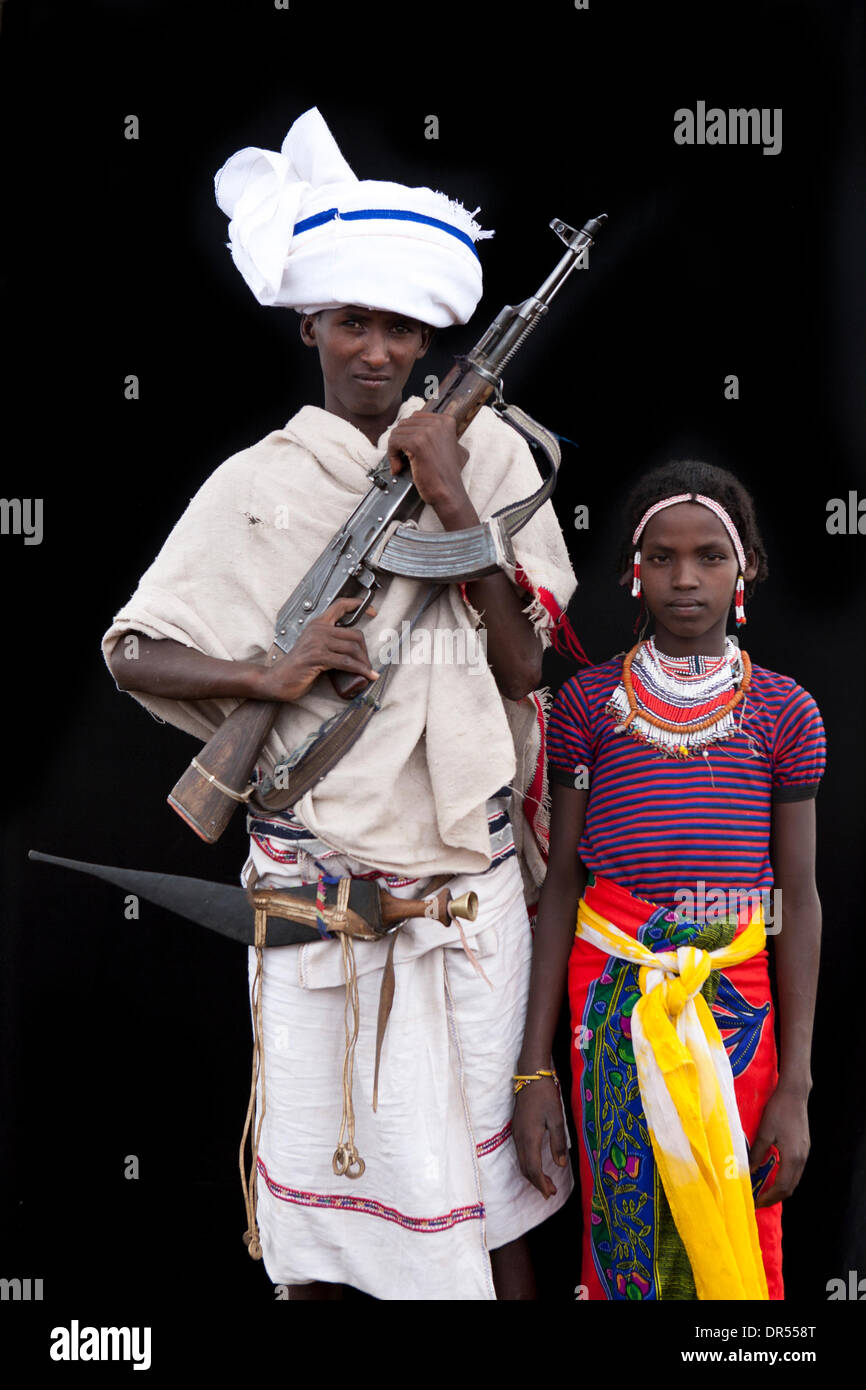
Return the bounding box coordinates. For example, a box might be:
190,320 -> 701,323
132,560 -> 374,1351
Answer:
168,369 -> 493,842
167,644 -> 282,843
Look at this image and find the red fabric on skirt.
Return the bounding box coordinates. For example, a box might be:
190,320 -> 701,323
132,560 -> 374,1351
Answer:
568,874 -> 784,1300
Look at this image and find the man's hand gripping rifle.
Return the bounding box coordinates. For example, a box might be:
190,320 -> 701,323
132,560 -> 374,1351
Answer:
168,214 -> 607,843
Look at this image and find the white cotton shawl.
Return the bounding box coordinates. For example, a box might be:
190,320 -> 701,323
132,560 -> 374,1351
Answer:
101,398 -> 577,881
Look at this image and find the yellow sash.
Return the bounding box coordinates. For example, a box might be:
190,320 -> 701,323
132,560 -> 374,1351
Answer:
577,897 -> 769,1300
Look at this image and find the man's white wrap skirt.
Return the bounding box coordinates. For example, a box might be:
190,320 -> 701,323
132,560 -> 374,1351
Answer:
245,852 -> 572,1300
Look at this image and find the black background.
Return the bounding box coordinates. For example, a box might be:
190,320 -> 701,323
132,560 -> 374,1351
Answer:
1,0 -> 864,1364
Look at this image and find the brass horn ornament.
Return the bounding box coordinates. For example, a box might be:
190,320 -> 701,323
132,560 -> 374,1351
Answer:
447,891 -> 478,922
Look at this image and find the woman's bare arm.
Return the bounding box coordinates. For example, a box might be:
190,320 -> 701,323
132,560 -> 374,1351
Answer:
511,781 -> 589,1197
751,797 -> 822,1207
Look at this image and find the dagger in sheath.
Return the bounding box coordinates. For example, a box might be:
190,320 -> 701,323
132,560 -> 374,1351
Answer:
27,850 -> 477,945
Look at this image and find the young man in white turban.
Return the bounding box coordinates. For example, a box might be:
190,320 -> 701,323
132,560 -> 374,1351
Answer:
103,108 -> 577,1300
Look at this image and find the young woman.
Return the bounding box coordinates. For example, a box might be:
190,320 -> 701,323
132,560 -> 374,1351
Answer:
512,460 -> 825,1299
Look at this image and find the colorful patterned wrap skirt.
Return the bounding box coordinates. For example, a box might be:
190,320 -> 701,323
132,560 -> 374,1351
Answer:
568,874 -> 783,1300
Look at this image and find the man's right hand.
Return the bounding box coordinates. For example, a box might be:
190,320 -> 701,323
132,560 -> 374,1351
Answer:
108,598 -> 377,704
253,597 -> 379,703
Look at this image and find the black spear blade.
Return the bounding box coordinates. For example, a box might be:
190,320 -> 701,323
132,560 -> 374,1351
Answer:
27,849 -> 315,946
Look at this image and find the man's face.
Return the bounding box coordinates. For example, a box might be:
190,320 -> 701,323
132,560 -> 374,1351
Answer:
300,306 -> 432,431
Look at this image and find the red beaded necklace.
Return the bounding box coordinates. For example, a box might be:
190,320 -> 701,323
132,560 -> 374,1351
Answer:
605,638 -> 751,759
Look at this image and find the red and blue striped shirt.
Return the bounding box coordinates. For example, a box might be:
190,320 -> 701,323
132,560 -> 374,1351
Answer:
547,656 -> 826,909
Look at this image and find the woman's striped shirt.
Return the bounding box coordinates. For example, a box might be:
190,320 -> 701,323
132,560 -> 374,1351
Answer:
547,656 -> 826,909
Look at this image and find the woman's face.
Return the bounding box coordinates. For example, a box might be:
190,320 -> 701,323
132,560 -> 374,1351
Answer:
637,501 -> 755,654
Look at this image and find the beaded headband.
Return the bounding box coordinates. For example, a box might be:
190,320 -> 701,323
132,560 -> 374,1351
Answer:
630,492 -> 747,625
631,492 -> 747,570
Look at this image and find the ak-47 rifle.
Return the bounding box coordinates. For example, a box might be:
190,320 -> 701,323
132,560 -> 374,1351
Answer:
168,214 -> 607,843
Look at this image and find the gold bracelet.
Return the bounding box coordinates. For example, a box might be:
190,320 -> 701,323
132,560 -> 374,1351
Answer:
512,1069 -> 558,1095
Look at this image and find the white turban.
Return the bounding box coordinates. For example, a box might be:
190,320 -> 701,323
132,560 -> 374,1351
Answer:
214,108 -> 493,328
